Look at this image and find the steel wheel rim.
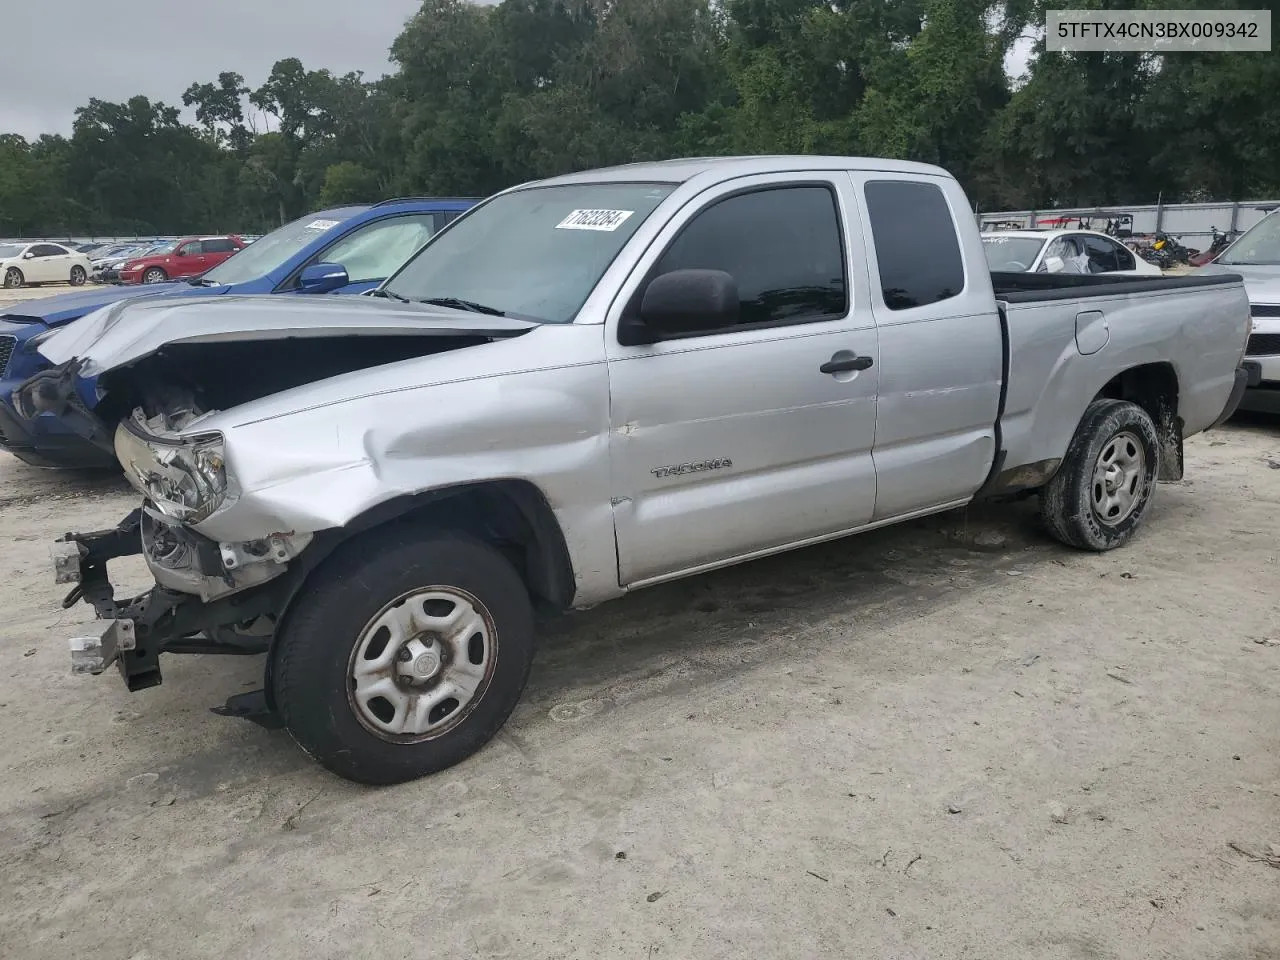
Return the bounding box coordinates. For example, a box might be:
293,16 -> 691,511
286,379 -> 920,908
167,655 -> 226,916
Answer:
1091,430 -> 1145,526
345,585 -> 498,743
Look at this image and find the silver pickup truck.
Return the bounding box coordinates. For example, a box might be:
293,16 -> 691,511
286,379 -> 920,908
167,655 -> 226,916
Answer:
27,156 -> 1253,784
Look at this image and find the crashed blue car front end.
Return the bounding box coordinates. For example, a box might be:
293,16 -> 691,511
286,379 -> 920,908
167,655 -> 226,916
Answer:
0,284 -> 178,467
0,197 -> 476,467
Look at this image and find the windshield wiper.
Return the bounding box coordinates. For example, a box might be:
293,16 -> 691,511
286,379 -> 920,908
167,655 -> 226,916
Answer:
418,296 -> 506,316
369,289 -> 411,303
187,277 -> 218,287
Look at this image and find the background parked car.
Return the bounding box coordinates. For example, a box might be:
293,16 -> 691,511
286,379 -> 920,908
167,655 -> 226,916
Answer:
0,197 -> 476,468
0,241 -> 93,288
981,229 -> 1162,276
1196,209 -> 1280,413
117,235 -> 245,284
91,243 -> 163,283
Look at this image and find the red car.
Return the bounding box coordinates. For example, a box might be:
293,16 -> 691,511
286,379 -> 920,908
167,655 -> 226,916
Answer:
118,235 -> 246,285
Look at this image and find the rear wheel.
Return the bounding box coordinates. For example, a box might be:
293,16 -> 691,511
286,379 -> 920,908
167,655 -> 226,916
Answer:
1041,399 -> 1160,551
3,267 -> 23,288
142,267 -> 167,284
273,527 -> 536,785
69,265 -> 87,286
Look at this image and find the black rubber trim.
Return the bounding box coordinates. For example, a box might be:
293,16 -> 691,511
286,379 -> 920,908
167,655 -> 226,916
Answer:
975,302 -> 1011,497
1209,365 -> 1251,430
993,270 -> 1243,304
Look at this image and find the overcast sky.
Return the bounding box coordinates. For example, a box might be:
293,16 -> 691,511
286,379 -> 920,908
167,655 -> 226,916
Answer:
4,1 -> 1036,140
1,0 -> 425,138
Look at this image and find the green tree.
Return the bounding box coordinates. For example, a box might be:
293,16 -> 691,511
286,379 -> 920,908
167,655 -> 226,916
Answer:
319,161 -> 381,206
0,0 -> 1276,236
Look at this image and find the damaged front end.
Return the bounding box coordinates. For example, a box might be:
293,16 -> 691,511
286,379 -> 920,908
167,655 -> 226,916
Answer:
56,415 -> 315,695
55,507 -> 298,693
29,294 -> 540,702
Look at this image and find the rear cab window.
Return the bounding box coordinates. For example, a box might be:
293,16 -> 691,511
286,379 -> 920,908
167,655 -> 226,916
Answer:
863,180 -> 965,310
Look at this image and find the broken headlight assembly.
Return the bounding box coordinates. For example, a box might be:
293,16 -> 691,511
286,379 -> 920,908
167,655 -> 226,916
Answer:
114,417 -> 232,524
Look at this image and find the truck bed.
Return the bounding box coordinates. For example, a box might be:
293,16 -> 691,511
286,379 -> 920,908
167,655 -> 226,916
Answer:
989,269 -> 1251,494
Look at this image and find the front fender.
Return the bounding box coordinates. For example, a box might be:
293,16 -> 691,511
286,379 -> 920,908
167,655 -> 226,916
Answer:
189,339 -> 623,606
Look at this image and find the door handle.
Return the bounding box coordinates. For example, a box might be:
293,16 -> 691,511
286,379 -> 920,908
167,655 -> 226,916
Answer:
820,354 -> 874,375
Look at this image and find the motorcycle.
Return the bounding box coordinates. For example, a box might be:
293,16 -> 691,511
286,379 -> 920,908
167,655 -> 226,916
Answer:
1141,231 -> 1196,268
1187,226 -> 1238,266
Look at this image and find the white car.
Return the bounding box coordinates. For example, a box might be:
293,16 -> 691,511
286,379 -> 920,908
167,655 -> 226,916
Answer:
981,229 -> 1162,277
0,241 -> 94,289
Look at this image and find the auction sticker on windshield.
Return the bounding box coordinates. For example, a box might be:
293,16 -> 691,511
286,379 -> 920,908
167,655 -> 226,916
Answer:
556,209 -> 635,232
305,219 -> 341,231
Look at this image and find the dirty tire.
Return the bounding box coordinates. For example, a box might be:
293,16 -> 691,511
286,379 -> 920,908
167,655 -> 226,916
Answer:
142,267 -> 167,284
1041,399 -> 1160,551
3,267 -> 23,288
69,265 -> 87,286
273,527 -> 535,785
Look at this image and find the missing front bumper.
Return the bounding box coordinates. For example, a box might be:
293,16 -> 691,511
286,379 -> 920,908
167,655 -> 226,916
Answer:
53,507 -> 284,692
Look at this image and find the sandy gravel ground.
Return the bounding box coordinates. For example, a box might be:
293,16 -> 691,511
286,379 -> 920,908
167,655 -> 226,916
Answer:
0,416 -> 1277,960
0,283 -> 84,310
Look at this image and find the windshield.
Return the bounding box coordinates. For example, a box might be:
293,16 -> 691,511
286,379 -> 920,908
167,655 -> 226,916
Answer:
0,244 -> 26,259
982,236 -> 1047,272
383,183 -> 676,322
202,208 -> 362,285
1218,213 -> 1280,265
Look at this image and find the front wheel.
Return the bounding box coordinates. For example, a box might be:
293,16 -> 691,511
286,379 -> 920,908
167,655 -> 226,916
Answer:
142,267 -> 167,284
69,265 -> 87,286
1041,399 -> 1160,551
273,528 -> 536,785
3,267 -> 23,288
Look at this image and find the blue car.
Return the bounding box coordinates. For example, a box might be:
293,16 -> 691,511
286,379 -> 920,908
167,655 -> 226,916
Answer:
0,197 -> 477,467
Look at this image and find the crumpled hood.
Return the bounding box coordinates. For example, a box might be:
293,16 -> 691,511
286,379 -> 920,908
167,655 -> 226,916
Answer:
0,281 -> 191,325
1197,263 -> 1280,305
38,293 -> 537,376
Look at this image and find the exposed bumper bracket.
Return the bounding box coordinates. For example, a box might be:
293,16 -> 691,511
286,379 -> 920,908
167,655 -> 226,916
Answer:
69,618 -> 136,676
56,509 -> 144,617
53,540 -> 86,584
55,506 -> 290,695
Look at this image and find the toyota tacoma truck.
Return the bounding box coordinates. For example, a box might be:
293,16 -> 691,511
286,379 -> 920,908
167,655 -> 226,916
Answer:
23,156 -> 1253,785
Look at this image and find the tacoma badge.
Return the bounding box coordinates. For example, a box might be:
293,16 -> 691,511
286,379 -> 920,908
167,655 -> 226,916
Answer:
651,458 -> 733,479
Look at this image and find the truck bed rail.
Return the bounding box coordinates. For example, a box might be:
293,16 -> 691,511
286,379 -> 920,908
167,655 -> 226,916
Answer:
991,270 -> 1243,303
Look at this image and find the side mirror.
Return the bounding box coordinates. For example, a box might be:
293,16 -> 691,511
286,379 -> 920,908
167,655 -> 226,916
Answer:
23,251 -> 35,259
299,262 -> 349,294
631,269 -> 739,342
